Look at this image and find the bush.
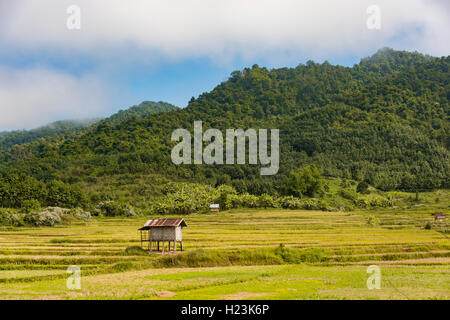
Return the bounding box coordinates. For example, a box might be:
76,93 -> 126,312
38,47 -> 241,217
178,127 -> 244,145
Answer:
23,211 -> 62,227
274,244 -> 328,263
21,199 -> 41,213
282,164 -> 324,197
257,194 -> 279,208
280,196 -> 302,209
356,181 -> 369,194
0,209 -> 25,227
339,189 -> 357,201
0,207 -> 91,227
69,208 -> 92,220
366,215 -> 380,227
124,246 -> 149,256
97,201 -> 136,217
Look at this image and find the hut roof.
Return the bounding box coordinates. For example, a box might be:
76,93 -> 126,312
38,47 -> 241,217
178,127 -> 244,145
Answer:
138,218 -> 187,230
210,204 -> 220,209
433,212 -> 446,216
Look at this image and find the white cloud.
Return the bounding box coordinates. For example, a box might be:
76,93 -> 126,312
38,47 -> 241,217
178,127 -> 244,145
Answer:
0,0 -> 449,61
0,1 -> 448,130
0,66 -> 110,130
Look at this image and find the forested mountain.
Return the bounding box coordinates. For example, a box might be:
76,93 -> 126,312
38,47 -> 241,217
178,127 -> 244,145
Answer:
104,101 -> 179,125
0,119 -> 99,150
0,101 -> 178,150
0,48 -> 448,209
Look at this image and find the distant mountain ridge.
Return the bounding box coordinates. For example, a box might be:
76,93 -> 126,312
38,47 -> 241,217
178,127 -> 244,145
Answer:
105,101 -> 179,125
0,101 -> 179,150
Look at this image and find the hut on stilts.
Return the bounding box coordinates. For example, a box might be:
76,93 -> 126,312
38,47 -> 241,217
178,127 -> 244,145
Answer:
138,218 -> 187,253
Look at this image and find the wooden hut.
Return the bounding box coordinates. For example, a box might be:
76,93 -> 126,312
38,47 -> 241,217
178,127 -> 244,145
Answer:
210,204 -> 220,212
138,218 -> 187,253
433,212 -> 447,222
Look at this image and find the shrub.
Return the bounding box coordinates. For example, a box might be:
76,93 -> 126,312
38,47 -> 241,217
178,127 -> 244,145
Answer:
21,199 -> 41,213
1,207 -> 91,227
339,189 -> 357,201
257,194 -> 279,208
280,196 -> 302,209
300,198 -> 329,211
110,261 -> 135,272
97,201 -> 136,217
124,246 -> 149,256
356,181 -> 369,194
69,208 -> 92,220
218,191 -> 229,210
366,215 -> 380,227
23,211 -> 62,227
282,164 -> 324,197
274,244 -> 328,263
0,209 -> 25,227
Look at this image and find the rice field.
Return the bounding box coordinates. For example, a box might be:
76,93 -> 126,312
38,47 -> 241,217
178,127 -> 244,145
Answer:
0,209 -> 449,299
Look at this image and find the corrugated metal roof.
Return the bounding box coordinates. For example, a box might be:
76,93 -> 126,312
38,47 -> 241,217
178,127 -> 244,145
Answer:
138,218 -> 187,230
210,204 -> 220,208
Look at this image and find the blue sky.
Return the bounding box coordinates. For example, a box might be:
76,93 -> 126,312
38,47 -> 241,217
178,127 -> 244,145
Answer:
0,44 -> 361,112
0,0 -> 448,130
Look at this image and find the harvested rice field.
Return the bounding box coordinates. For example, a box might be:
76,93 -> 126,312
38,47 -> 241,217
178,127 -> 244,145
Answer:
0,209 -> 448,299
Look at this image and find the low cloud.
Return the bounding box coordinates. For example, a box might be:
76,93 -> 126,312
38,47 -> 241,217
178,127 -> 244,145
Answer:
1,0 -> 449,61
0,66 -> 110,130
0,1 -> 448,130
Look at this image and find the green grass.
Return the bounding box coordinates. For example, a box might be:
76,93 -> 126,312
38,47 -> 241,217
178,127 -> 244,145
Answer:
0,206 -> 448,299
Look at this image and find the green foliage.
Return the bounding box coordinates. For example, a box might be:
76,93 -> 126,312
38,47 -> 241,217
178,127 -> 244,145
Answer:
274,244 -> 328,263
105,101 -> 178,125
15,207 -> 91,227
282,164 -> 323,197
124,246 -> 149,256
96,201 -> 136,217
0,173 -> 88,209
21,199 -> 41,213
339,189 -> 357,201
0,119 -> 99,151
218,190 -> 228,210
357,181 -> 369,194
366,215 -> 380,227
0,209 -> 25,227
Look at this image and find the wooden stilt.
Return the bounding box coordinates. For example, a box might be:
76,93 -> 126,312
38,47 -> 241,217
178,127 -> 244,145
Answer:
157,241 -> 160,251
180,241 -> 183,251
168,241 -> 171,251
148,231 -> 151,250
173,241 -> 176,252
162,241 -> 165,253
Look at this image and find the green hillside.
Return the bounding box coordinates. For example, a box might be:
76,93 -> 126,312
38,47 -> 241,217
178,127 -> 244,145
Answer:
0,101 -> 178,151
105,101 -> 179,125
0,48 -> 448,211
0,119 -> 99,150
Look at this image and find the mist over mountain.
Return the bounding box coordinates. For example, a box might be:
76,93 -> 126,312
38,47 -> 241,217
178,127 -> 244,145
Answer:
0,101 -> 179,150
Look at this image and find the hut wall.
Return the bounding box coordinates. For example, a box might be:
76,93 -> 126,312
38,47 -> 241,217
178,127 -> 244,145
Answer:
175,226 -> 182,241
150,227 -> 176,241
